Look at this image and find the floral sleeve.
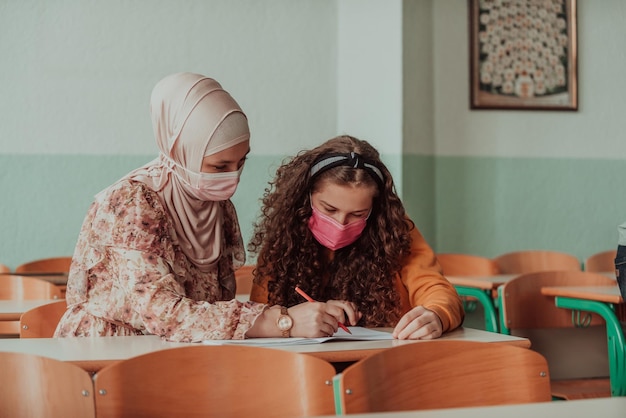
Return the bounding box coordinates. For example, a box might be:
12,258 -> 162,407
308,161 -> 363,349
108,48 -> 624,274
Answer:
80,180 -> 266,342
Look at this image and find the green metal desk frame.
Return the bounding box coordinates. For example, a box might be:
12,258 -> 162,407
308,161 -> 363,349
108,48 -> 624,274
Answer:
553,296 -> 625,397
454,286 -> 499,333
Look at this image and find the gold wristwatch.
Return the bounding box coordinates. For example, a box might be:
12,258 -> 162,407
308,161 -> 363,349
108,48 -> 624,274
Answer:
276,306 -> 293,338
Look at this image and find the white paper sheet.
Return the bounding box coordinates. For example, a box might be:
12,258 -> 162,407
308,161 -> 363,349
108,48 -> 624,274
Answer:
202,327 -> 393,346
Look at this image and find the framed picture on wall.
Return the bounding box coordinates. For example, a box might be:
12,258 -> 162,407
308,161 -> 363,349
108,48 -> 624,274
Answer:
469,0 -> 578,110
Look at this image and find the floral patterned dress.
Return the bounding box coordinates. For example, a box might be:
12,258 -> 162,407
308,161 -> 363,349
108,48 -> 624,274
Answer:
54,180 -> 266,342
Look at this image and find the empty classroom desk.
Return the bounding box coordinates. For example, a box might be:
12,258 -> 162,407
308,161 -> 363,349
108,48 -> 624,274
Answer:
0,299 -> 62,337
541,285 -> 625,396
447,274 -> 519,332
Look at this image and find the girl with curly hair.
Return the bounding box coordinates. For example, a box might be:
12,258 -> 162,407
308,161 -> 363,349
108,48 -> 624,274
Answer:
249,135 -> 464,340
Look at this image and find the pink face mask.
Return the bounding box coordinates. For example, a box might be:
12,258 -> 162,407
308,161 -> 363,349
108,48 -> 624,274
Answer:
308,206 -> 368,251
175,165 -> 243,201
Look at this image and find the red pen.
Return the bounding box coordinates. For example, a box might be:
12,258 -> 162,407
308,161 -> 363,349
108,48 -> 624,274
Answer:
295,286 -> 352,334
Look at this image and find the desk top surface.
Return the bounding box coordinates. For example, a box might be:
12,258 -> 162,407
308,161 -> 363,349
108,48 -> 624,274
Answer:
541,285 -> 623,304
0,327 -> 529,366
0,272 -> 68,285
0,299 -> 63,320
447,274 -> 519,289
316,397 -> 626,418
449,272 -> 617,290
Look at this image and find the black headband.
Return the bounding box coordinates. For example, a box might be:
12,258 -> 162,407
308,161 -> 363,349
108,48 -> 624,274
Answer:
309,152 -> 385,188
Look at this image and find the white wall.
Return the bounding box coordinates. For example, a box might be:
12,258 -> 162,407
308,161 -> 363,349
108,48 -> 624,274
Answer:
0,0 -> 338,157
337,0 -> 404,155
433,0 -> 626,159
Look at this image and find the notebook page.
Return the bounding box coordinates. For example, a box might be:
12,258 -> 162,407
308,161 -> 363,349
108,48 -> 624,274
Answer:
202,327 -> 392,346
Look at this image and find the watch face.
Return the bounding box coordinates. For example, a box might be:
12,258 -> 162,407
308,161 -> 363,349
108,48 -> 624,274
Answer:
278,315 -> 293,331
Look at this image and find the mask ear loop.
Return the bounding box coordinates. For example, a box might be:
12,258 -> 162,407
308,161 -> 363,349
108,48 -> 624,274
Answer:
159,155 -> 192,187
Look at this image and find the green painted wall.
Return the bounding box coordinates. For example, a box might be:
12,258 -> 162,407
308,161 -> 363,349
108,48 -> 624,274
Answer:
0,154 -> 280,269
1,155 -> 149,269
433,156 -> 625,260
402,154 -> 436,244
2,154 -> 621,269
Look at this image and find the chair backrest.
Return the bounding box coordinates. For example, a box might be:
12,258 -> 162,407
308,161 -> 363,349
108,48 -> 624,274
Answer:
0,263 -> 9,273
0,351 -> 96,418
235,264 -> 255,296
499,270 -> 616,330
584,249 -> 617,273
436,253 -> 499,276
20,300 -> 68,338
499,270 -> 617,384
494,250 -> 581,274
0,275 -> 63,300
15,256 -> 72,274
93,345 -> 336,418
334,340 -> 551,414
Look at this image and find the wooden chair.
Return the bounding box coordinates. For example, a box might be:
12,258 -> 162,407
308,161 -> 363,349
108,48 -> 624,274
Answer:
494,250 -> 581,274
20,300 -> 68,338
436,253 -> 499,276
15,256 -> 71,296
0,263 -> 9,273
333,340 -> 551,414
437,253 -> 500,331
498,270 -> 618,399
0,351 -> 96,417
15,256 -> 72,274
93,345 -> 336,418
235,264 -> 255,297
0,275 -> 64,300
0,275 -> 64,336
584,249 -> 617,273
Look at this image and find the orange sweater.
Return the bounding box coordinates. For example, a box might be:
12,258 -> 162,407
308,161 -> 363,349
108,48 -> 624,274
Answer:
250,226 -> 464,332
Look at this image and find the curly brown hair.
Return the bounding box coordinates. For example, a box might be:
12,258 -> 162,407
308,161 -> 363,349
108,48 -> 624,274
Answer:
248,135 -> 414,326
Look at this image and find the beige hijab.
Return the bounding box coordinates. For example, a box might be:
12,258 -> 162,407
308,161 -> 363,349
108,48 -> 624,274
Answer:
124,72 -> 250,271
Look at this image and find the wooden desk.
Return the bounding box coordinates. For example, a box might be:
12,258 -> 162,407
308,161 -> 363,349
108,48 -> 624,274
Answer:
316,397 -> 626,418
0,299 -> 62,321
447,274 -> 518,332
0,272 -> 68,286
0,272 -> 68,298
541,285 -> 625,397
0,299 -> 62,337
275,327 -> 530,362
0,327 -> 529,374
599,271 -> 618,280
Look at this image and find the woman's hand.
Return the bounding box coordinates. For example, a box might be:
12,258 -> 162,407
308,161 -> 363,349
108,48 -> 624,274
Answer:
392,306 -> 443,340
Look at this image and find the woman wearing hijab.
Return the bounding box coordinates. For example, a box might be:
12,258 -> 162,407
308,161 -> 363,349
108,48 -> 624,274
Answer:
54,72 -> 358,342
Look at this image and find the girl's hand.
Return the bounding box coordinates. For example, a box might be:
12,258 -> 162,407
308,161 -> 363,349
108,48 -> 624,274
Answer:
288,302 -> 344,337
392,306 -> 443,340
289,300 -> 361,337
326,299 -> 362,327
247,300 -> 362,338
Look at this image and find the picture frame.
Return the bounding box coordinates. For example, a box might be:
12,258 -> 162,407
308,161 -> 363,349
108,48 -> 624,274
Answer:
469,0 -> 578,110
